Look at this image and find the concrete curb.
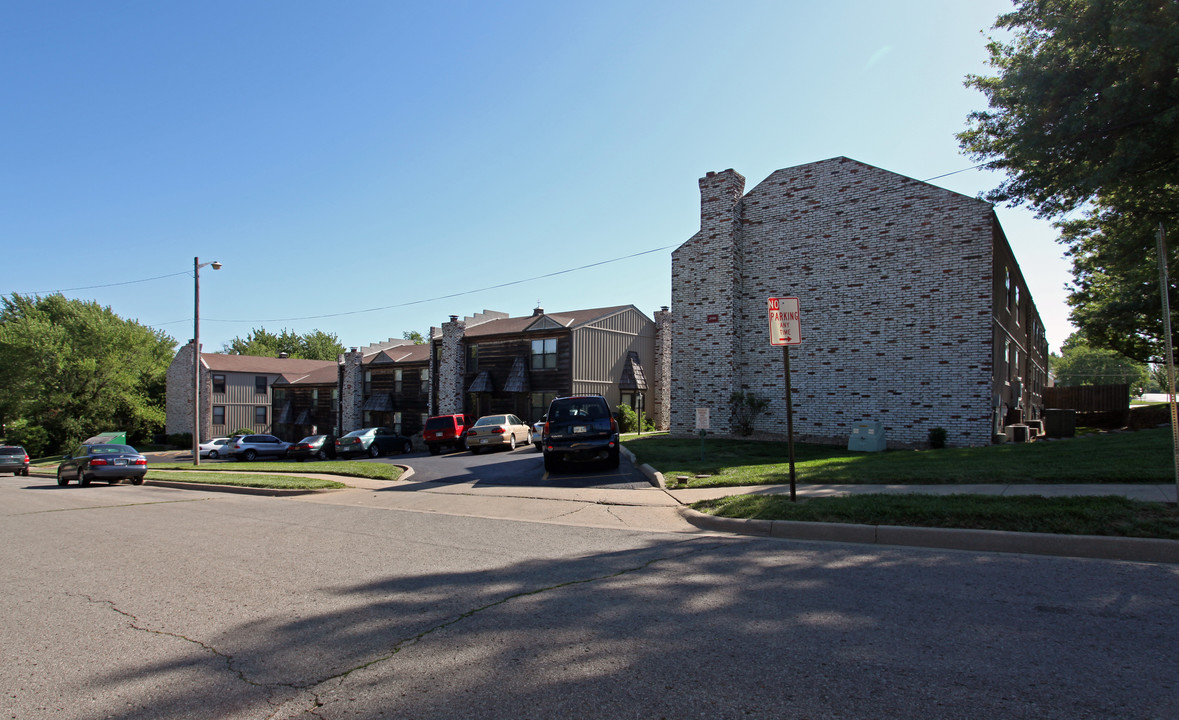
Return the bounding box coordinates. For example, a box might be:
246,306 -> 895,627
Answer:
620,446 -> 663,489
677,507 -> 1179,564
145,480 -> 331,496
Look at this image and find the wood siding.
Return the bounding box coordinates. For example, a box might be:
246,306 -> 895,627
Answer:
209,371 -> 277,435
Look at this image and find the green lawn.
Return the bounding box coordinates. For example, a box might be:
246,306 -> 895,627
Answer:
623,428 -> 1175,487
147,459 -> 403,487
692,493 -> 1179,539
147,470 -> 346,490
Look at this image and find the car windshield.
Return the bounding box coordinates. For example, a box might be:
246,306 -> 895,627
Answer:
551,401 -> 606,421
474,416 -> 507,426
298,436 -> 324,443
0,447 -> 25,455
342,429 -> 372,438
424,418 -> 453,430
89,444 -> 137,454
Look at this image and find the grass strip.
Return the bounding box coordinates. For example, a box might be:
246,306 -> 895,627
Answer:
147,470 -> 346,490
692,493 -> 1179,539
149,460 -> 402,481
625,428 -> 1175,486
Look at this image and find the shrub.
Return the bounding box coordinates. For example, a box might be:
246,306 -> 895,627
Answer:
929,427 -> 948,449
4,420 -> 50,457
167,432 -> 193,449
730,391 -> 770,436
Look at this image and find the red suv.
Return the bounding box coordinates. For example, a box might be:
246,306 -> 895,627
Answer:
423,414 -> 475,455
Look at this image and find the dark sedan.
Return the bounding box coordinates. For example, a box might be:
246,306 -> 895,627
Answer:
56,444 -> 148,486
335,427 -> 413,458
287,434 -> 337,461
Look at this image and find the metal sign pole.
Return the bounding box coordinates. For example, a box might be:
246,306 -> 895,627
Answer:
784,344 -> 797,502
1156,222 -> 1179,497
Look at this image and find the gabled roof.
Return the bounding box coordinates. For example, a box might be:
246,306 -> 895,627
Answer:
462,305 -> 637,338
274,362 -> 340,386
201,353 -> 335,375
366,343 -> 430,365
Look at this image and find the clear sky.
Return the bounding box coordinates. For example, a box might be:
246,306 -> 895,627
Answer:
0,0 -> 1077,356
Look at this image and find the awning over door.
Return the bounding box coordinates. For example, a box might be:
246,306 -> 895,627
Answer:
618,352 -> 648,391
468,371 -> 493,393
505,356 -> 530,393
363,394 -> 394,412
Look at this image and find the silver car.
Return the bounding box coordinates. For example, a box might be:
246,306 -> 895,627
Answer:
230,434 -> 291,461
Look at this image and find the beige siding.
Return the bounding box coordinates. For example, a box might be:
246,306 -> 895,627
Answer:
571,308 -> 656,410
209,371 -> 278,434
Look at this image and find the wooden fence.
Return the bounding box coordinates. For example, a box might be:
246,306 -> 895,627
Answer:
1043,384 -> 1129,412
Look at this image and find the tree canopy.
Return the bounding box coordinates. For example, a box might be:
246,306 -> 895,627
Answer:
958,0 -> 1179,219
0,294 -> 176,454
222,328 -> 345,361
1050,332 -> 1152,393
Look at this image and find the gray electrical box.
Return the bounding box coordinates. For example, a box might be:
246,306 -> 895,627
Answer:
848,421 -> 886,452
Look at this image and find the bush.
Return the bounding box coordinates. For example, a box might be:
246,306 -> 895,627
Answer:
167,432 -> 193,449
929,427 -> 948,449
730,391 -> 770,436
3,420 -> 50,457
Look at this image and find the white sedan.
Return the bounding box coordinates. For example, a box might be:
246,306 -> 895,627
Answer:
198,437 -> 231,459
466,414 -> 532,453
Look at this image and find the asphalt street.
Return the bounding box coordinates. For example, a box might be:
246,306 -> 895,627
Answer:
4,450 -> 1178,719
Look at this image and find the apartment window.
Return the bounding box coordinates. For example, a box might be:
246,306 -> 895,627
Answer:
312,389 -> 319,403
1014,285 -> 1021,325
420,368 -> 430,396
394,368 -> 403,394
255,376 -> 268,395
212,406 -> 225,426
468,344 -> 479,372
212,374 -> 226,394
332,388 -> 339,400
364,370 -> 372,396
531,338 -> 557,370
255,406 -> 267,425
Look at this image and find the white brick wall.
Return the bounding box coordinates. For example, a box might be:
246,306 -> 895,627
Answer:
671,158 -> 1005,448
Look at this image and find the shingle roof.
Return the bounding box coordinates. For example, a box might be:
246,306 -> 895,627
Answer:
462,305 -> 635,337
201,353 -> 335,375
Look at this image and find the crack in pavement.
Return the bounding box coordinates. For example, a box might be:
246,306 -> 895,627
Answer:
84,538 -> 724,718
12,498 -> 214,516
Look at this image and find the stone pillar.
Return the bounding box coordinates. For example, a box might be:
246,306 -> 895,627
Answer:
437,316 -> 466,414
670,168 -> 745,436
653,306 -> 672,431
339,348 -> 364,432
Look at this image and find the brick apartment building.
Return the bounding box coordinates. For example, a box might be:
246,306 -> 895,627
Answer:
670,157 -> 1048,448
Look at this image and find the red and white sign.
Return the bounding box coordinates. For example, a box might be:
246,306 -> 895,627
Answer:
768,297 -> 801,346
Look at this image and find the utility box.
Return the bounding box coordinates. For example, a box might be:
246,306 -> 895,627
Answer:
1043,409 -> 1076,438
848,421 -> 886,452
1005,424 -> 1030,443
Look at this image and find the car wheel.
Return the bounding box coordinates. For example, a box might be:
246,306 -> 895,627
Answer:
21,468 -> 29,476
508,434 -> 516,451
401,440 -> 412,454
208,450 -> 219,459
131,476 -> 144,485
606,447 -> 620,470
316,449 -> 328,461
428,444 -> 441,455
243,449 -> 258,462
77,469 -> 90,487
368,445 -> 381,458
57,469 -> 68,486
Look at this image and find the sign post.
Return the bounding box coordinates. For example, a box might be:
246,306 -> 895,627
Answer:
768,297 -> 801,501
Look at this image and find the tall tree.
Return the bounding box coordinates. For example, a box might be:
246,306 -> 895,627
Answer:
960,0 -> 1179,361
222,328 -> 344,361
958,0 -> 1179,218
1050,332 -> 1151,393
0,294 -> 176,452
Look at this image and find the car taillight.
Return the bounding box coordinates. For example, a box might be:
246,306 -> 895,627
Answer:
90,459 -> 108,466
134,458 -> 147,465
468,430 -> 478,437
610,418 -> 618,432
491,428 -> 505,434
22,455 -> 29,462
543,422 -> 550,434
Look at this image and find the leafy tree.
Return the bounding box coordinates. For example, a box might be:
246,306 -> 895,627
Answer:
0,294 -> 176,452
402,330 -> 427,345
958,0 -> 1179,218
1050,333 -> 1151,393
1058,204 -> 1175,363
222,328 -> 344,361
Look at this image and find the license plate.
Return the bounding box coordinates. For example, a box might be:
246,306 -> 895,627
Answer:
115,458 -> 128,466
480,438 -> 490,444
434,432 -> 444,438
573,425 -> 587,434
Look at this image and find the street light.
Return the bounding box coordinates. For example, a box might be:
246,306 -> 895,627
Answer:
193,257 -> 222,466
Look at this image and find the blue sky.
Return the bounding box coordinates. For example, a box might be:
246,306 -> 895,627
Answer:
1,0 -> 1076,355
